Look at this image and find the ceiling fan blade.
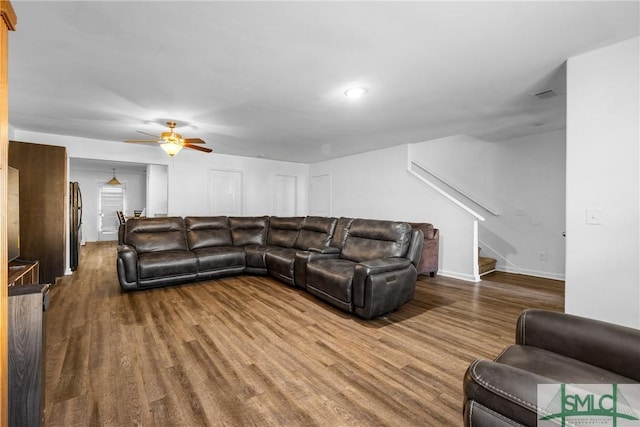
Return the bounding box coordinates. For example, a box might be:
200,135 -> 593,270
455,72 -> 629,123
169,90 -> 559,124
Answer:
124,139 -> 162,143
184,137 -> 205,144
137,130 -> 161,138
184,143 -> 213,153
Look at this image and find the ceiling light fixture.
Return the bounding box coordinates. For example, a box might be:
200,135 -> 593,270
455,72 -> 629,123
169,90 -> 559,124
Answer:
160,121 -> 185,156
344,86 -> 368,99
106,168 -> 121,186
161,141 -> 184,157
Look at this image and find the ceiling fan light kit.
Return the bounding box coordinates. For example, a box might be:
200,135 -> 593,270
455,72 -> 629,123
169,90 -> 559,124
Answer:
161,142 -> 184,157
124,121 -> 213,156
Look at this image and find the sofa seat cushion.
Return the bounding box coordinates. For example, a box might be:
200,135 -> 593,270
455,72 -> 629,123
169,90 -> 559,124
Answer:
306,258 -> 356,310
137,250 -> 198,280
193,246 -> 245,271
465,345 -> 638,426
244,245 -> 270,269
265,247 -> 298,285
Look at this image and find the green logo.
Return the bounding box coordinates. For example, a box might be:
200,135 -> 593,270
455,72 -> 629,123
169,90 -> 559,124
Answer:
538,384 -> 640,427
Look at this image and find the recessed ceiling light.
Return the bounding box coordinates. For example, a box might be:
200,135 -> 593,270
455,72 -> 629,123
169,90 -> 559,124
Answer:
344,86 -> 368,99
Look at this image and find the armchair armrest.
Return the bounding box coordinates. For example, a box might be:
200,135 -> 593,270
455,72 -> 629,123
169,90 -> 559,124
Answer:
516,309 -> 640,381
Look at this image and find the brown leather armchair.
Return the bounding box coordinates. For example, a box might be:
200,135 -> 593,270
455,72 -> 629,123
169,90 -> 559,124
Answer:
409,222 -> 439,276
463,309 -> 640,426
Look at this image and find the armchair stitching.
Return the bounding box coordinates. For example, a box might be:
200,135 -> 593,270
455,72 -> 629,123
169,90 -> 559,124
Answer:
470,360 -> 539,413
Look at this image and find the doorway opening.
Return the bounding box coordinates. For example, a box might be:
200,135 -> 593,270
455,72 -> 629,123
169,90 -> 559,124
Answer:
99,184 -> 126,241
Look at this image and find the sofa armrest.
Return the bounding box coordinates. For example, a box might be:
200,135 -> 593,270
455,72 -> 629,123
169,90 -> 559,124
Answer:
406,229 -> 424,268
117,244 -> 139,290
355,258 -> 411,277
308,246 -> 341,255
516,309 -> 640,381
352,258 -> 413,309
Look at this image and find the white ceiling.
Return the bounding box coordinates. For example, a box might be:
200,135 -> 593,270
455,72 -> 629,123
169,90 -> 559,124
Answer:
8,1 -> 639,163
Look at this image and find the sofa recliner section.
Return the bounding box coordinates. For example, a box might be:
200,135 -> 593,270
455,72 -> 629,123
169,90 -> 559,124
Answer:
305,219 -> 421,318
117,215 -> 431,319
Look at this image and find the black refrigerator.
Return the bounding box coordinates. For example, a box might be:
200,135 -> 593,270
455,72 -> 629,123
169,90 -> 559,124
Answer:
69,181 -> 82,271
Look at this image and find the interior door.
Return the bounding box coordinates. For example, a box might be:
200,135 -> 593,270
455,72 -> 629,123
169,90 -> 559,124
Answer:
99,184 -> 125,241
310,174 -> 331,216
274,175 -> 297,216
208,169 -> 243,215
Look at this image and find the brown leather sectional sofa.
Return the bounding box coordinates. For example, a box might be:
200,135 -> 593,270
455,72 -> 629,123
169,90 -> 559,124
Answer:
117,215 -> 435,319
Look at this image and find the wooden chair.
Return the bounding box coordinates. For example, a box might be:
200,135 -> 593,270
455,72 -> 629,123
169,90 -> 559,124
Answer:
116,211 -> 126,225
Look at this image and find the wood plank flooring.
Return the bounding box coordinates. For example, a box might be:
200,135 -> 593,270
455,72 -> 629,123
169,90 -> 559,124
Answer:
44,242 -> 564,426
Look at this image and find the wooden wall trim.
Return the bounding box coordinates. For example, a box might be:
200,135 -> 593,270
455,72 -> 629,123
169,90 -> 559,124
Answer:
1,1 -> 15,425
0,0 -> 16,32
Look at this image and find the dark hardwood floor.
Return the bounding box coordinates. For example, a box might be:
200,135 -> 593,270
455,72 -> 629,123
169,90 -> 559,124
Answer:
44,242 -> 564,426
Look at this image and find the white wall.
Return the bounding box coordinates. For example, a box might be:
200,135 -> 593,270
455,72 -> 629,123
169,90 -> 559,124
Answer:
69,166 -> 146,242
146,164 -> 168,217
565,37 -> 640,328
168,151 -> 309,217
410,131 -> 566,280
311,144 -> 479,281
12,129 -> 310,218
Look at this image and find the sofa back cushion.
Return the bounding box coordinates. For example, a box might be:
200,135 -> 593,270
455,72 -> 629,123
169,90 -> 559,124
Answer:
267,217 -> 304,248
125,217 -> 188,254
330,217 -> 354,249
229,216 -> 269,246
294,216 -> 337,250
185,216 -> 232,250
341,219 -> 412,263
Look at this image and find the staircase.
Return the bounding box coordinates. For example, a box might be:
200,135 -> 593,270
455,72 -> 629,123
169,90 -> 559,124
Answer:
478,248 -> 497,276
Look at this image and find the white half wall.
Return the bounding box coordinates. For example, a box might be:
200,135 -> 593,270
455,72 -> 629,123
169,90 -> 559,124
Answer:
410,131 -> 566,280
565,37 -> 640,329
311,144 -> 479,281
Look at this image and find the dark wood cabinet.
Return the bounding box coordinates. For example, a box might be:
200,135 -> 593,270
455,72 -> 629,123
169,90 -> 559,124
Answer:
8,283 -> 49,427
9,141 -> 67,283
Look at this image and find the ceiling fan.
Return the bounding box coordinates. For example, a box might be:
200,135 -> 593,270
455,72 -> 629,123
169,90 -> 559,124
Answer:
124,121 -> 213,156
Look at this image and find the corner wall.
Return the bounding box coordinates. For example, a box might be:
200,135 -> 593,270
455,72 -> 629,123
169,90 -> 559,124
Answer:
311,144 -> 479,281
566,37 -> 640,328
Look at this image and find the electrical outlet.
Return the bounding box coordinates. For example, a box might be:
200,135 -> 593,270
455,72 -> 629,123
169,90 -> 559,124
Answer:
537,251 -> 547,261
586,208 -> 602,225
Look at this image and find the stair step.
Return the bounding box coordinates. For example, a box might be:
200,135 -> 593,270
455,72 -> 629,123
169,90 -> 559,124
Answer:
478,256 -> 497,276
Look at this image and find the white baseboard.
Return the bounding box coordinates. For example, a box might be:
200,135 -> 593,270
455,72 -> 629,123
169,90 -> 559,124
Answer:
497,266 -> 565,281
437,270 -> 481,283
